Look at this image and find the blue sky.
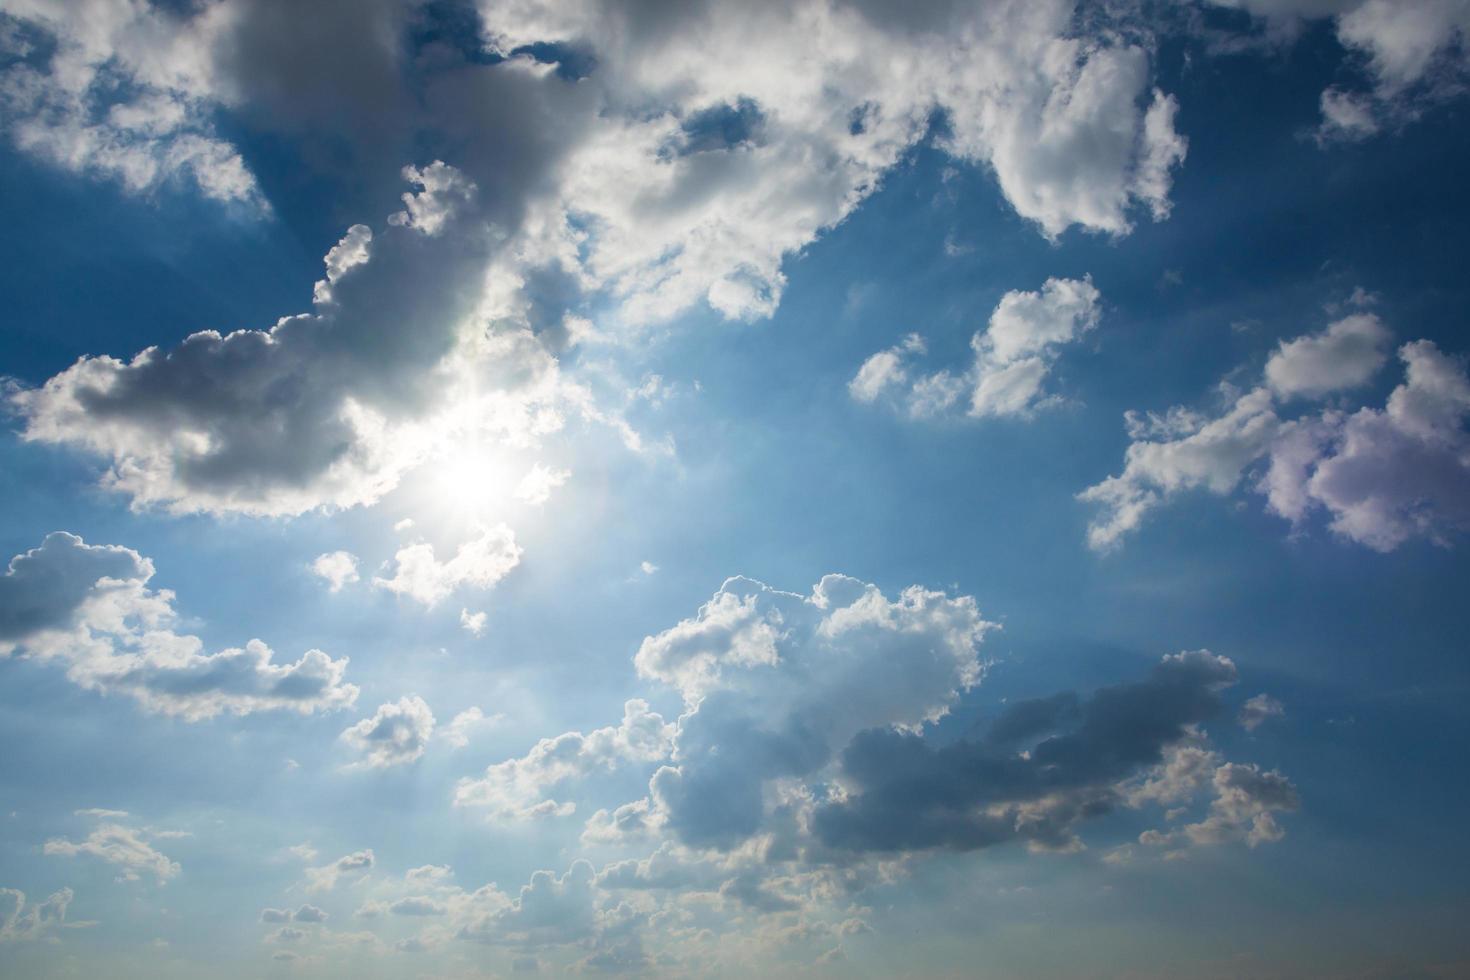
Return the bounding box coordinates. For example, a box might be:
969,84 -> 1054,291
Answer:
2,2 -> 1469,977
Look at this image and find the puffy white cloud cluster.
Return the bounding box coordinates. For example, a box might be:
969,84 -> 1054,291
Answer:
4,0 -> 1189,522
851,277 -> 1101,419
0,0 -> 265,206
1206,0 -> 1470,140
340,696 -> 437,769
310,551 -> 360,593
0,886 -> 72,943
373,525 -> 523,607
1239,692 -> 1286,731
0,532 -> 359,719
1081,314 -> 1470,551
455,700 -> 675,819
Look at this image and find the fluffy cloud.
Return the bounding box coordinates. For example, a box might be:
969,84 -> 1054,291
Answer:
0,532 -> 358,719
373,525 -> 523,607
311,551 -> 360,593
1264,313 -> 1390,399
1081,315 -> 1470,551
455,700 -> 674,819
0,0 -> 265,207
4,1 -> 1190,524
0,886 -> 73,943
1140,762 -> 1300,852
851,278 -> 1101,419
622,574 -> 993,848
44,821 -> 180,882
340,696 -> 436,769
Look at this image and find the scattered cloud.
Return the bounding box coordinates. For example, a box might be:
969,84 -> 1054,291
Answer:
0,532 -> 358,719
373,526 -> 522,607
851,278 -> 1101,420
311,551 -> 361,593
341,696 -> 436,769
1081,317 -> 1470,551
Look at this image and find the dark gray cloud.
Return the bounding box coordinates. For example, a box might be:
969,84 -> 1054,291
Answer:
814,651 -> 1239,853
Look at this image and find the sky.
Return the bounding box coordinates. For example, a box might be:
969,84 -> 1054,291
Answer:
1,1 -> 1469,977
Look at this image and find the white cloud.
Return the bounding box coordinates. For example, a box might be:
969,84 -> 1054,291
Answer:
0,532 -> 358,720
0,0 -> 265,208
514,463 -> 571,506
459,609 -> 488,636
44,822 -> 180,882
1082,320 -> 1470,552
1264,313 -> 1391,399
639,561 -> 658,576
373,525 -> 522,607
441,707 -> 499,749
852,278 -> 1101,420
455,700 -> 675,819
341,696 -> 436,769
311,551 -> 361,593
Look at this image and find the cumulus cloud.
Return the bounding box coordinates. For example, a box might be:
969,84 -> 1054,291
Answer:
0,532 -> 358,719
851,278 -> 1101,420
1081,316 -> 1470,551
44,821 -> 180,882
0,0 -> 265,207
455,700 -> 674,819
0,886 -> 73,943
373,525 -> 522,607
459,609 -> 488,636
340,696 -> 436,769
1140,762 -> 1300,852
3,0 -> 1193,530
1264,313 -> 1391,399
622,574 -> 993,848
311,551 -> 360,593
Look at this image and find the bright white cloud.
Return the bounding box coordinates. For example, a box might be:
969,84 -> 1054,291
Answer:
373,525 -> 522,607
0,0 -> 265,208
514,463 -> 571,506
311,551 -> 360,593
455,700 -> 675,819
459,609 -> 488,636
1082,318 -> 1470,552
852,278 -> 1101,420
0,532 -> 358,720
340,696 -> 436,769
